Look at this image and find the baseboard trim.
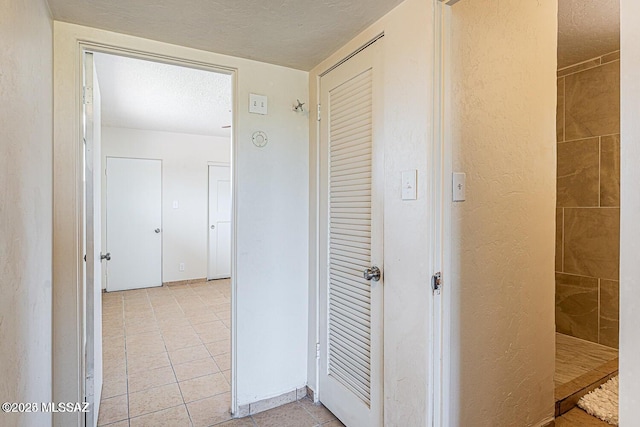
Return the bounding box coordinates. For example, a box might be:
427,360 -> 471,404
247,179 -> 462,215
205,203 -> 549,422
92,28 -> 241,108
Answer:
539,418 -> 555,427
306,386 -> 316,403
162,277 -> 207,286
236,386 -> 308,417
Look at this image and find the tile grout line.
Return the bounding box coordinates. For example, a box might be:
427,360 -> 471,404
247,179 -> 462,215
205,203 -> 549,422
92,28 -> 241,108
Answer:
557,135 -> 612,145
557,51 -> 619,78
127,402 -> 186,425
170,283 -> 198,426
123,293 -> 131,425
597,278 -> 601,345
599,136 -> 602,208
558,207 -> 619,209
561,207 -> 564,273
101,281 -> 233,427
562,76 -> 565,143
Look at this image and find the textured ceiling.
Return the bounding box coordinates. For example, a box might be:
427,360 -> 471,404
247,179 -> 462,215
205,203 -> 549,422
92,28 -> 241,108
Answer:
94,53 -> 232,136
48,0 -> 405,71
558,0 -> 619,69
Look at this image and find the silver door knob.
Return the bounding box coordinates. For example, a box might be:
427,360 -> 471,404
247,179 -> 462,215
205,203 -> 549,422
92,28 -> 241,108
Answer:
363,266 -> 381,282
210,225 -> 215,229
154,228 -> 161,233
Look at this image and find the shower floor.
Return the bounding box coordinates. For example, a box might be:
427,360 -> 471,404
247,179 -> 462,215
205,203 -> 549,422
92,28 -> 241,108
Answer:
555,333 -> 618,417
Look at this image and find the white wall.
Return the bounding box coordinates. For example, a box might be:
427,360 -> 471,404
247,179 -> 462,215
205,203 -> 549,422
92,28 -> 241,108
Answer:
101,126 -> 231,284
309,0 -> 434,424
619,0 -> 640,423
53,22 -> 309,424
448,1 -> 557,426
0,0 -> 53,426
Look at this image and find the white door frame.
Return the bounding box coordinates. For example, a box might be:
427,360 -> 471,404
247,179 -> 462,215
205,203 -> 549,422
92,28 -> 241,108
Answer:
311,33 -> 385,407
431,1 -> 453,426
58,41 -> 239,425
83,51 -> 101,427
431,1 -> 465,425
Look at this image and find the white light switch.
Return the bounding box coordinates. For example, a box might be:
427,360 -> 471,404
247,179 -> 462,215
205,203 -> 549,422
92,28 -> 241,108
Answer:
249,93 -> 268,115
401,170 -> 417,200
172,200 -> 179,209
453,172 -> 466,202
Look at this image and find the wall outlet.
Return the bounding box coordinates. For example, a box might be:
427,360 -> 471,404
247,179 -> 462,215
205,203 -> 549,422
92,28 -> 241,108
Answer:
179,262 -> 185,272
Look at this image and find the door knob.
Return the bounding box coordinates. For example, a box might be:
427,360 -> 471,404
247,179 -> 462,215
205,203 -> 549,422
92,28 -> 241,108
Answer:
363,266 -> 381,282
210,225 -> 215,229
100,252 -> 111,261
154,228 -> 161,233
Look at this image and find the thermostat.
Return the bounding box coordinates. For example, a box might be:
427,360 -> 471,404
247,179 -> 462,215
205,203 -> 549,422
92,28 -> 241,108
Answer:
252,131 -> 268,148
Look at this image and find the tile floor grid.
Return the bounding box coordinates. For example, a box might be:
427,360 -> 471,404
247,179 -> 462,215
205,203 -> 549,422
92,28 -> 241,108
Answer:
99,279 -> 343,427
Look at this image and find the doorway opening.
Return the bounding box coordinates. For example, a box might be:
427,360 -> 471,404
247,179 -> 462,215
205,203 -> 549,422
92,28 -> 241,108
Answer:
554,0 -> 620,424
83,50 -> 235,426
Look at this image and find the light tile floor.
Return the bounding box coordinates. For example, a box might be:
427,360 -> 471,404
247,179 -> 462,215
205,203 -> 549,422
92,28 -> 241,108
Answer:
555,408 -> 610,426
100,295 -> 620,427
99,279 -> 342,427
555,333 -> 618,387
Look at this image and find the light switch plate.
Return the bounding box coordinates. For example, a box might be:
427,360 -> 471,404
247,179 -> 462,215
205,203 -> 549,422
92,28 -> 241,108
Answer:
401,170 -> 417,200
249,93 -> 268,115
453,172 -> 466,202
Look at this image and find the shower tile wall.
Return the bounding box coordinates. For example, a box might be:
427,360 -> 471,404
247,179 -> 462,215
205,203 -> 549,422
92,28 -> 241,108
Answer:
556,50 -> 620,348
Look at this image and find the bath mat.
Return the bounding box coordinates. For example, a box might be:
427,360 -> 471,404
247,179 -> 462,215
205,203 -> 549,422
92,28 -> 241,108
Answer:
577,375 -> 618,426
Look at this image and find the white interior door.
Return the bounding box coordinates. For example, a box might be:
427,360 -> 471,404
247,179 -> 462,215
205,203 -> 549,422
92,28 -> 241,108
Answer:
83,51 -> 103,427
318,41 -> 384,427
106,157 -> 162,291
208,164 -> 231,279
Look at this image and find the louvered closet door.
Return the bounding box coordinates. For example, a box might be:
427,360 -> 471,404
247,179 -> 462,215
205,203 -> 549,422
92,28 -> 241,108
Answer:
318,40 -> 383,427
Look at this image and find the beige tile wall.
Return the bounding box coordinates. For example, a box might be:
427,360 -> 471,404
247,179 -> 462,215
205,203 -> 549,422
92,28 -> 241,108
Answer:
556,51 -> 620,348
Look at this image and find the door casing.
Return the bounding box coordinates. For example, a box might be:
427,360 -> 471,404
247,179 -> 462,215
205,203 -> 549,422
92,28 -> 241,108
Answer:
83,51 -> 103,427
55,41 -> 240,426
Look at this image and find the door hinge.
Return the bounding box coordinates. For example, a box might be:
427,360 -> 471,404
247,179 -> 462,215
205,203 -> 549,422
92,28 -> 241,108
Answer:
432,272 -> 442,294
316,342 -> 320,359
317,104 -> 321,122
83,86 -> 93,105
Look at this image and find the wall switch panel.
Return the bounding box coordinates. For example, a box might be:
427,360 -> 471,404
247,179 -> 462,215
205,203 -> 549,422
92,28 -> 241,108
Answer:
401,170 -> 418,200
172,200 -> 179,209
249,93 -> 268,115
453,172 -> 466,202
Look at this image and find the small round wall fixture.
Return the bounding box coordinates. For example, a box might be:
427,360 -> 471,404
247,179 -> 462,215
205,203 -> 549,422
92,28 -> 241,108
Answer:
252,131 -> 268,148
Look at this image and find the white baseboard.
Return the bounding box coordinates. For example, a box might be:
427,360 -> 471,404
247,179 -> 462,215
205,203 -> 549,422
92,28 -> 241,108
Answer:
537,417 -> 555,427
236,386 -> 308,417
